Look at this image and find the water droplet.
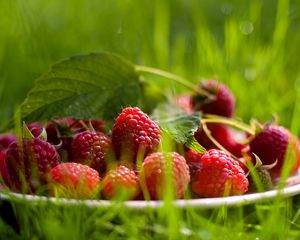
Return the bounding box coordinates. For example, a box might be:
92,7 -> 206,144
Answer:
221,4 -> 233,15
240,21 -> 254,35
117,23 -> 123,34
244,68 -> 256,81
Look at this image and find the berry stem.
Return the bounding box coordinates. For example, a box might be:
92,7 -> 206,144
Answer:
201,121 -> 233,156
201,121 -> 247,168
135,65 -> 212,98
202,114 -> 255,135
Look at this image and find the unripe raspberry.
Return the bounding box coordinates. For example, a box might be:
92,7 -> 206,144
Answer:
49,162 -> 100,199
102,165 -> 140,200
139,152 -> 190,200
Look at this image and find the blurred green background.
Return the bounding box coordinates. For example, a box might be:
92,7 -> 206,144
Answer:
0,0 -> 300,131
1,1 -> 300,239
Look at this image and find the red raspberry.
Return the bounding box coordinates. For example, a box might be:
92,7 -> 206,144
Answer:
191,80 -> 235,117
176,94 -> 193,114
195,123 -> 245,157
112,107 -> 161,162
45,118 -> 78,160
102,165 -> 140,200
0,151 -> 11,187
192,149 -> 248,197
139,152 -> 190,200
72,119 -> 106,133
5,138 -> 61,192
27,122 -> 45,137
71,131 -> 112,175
0,133 -> 17,151
184,149 -> 203,176
45,119 -> 69,145
185,149 -> 204,164
29,118 -> 106,162
48,162 -> 100,199
249,125 -> 300,178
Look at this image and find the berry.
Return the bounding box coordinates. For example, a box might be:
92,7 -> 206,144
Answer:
27,122 -> 44,138
191,149 -> 248,197
112,107 -> 161,162
191,80 -> 235,117
194,123 -> 245,157
139,152 -> 190,200
73,119 -> 106,133
0,151 -> 11,187
46,118 -> 106,160
185,149 -> 204,164
248,167 -> 273,193
49,162 -> 100,199
71,131 -> 112,175
184,149 -> 203,176
5,138 -> 61,192
45,118 -> 78,160
176,94 -> 193,114
102,165 -> 140,200
0,133 -> 17,151
249,125 -> 300,178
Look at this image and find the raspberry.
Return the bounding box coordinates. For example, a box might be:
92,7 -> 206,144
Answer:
0,133 -> 17,151
45,118 -> 78,160
112,107 -> 161,162
185,149 -> 204,164
191,80 -> 235,117
102,165 -> 140,200
26,118 -> 106,162
27,122 -> 44,137
49,162 -> 100,199
194,123 -> 245,157
71,131 -> 112,175
139,152 -> 190,199
191,149 -> 248,197
248,167 -> 273,193
5,138 -> 61,192
72,119 -> 106,133
184,149 -> 203,176
249,125 -> 300,178
176,94 -> 193,114
0,151 -> 11,187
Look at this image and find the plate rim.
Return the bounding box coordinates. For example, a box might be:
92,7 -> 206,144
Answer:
1,183 -> 300,209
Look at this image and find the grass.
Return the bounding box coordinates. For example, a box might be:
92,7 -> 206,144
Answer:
1,0 -> 300,239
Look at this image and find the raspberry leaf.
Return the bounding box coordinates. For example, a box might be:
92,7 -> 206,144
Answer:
19,52 -> 141,124
153,103 -> 204,152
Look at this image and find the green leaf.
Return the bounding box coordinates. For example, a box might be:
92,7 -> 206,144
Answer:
152,102 -> 202,145
19,52 -> 141,123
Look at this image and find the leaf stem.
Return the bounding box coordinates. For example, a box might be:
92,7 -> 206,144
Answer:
135,65 -> 212,98
202,114 -> 255,135
135,65 -> 195,90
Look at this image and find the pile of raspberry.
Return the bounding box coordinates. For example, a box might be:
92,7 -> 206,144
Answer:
0,80 -> 300,200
